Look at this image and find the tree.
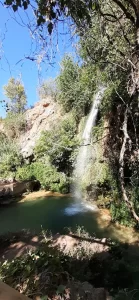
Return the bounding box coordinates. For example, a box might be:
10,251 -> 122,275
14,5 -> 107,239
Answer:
87,1 -> 139,223
3,0 -> 92,33
57,56 -> 96,117
0,133 -> 23,178
38,78 -> 57,100
3,77 -> 27,114
3,0 -> 139,96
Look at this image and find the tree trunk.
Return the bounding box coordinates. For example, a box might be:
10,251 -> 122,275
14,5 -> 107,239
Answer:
119,108 -> 139,222
128,7 -> 139,96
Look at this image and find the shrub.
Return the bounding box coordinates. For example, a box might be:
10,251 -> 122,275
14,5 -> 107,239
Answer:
16,164 -> 35,181
0,133 -> 23,178
57,56 -> 96,118
3,77 -> 27,114
38,78 -> 57,101
16,162 -> 70,193
35,116 -> 78,173
110,201 -> 136,227
4,112 -> 26,138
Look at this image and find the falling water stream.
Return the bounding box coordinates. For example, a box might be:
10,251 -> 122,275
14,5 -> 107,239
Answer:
65,86 -> 106,215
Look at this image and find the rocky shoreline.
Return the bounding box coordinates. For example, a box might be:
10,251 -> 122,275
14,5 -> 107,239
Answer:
0,179 -> 40,204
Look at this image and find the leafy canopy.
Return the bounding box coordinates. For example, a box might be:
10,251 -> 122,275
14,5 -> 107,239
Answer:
0,133 -> 22,178
35,116 -> 78,172
57,56 -> 96,118
38,78 -> 57,101
16,162 -> 69,193
3,0 -> 93,33
3,77 -> 27,114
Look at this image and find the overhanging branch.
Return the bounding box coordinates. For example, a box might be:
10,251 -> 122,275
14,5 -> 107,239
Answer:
112,0 -> 135,24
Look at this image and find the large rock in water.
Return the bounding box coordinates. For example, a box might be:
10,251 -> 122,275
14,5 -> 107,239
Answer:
19,96 -> 62,158
0,180 -> 40,203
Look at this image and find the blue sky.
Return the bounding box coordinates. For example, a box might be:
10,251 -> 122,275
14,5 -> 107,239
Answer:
0,4 -> 79,116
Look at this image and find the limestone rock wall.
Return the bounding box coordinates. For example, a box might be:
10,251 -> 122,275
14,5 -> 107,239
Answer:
19,96 -> 62,158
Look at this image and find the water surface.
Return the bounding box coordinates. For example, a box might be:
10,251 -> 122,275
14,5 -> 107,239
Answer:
0,196 -> 138,243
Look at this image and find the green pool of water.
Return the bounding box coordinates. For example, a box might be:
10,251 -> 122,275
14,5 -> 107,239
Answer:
0,196 -> 138,243
0,197 -> 101,235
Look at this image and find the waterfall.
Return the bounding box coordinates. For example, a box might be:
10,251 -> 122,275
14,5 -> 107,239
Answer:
73,86 -> 106,200
65,86 -> 105,216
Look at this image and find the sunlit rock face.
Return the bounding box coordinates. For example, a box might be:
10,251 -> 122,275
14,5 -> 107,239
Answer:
0,97 -> 63,159
19,96 -> 62,158
0,180 -> 40,203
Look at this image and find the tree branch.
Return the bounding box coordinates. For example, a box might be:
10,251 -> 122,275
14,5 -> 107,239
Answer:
125,0 -> 138,16
119,108 -> 139,222
86,47 -> 127,70
112,0 -> 135,24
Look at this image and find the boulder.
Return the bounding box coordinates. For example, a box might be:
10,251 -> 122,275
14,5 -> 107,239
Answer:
0,180 -> 40,203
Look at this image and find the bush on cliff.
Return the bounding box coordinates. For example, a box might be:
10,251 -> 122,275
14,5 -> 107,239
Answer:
16,162 -> 70,193
0,133 -> 23,178
57,56 -> 96,118
35,115 -> 78,173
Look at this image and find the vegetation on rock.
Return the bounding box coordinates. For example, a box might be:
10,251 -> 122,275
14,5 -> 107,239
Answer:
35,115 -> 78,171
57,56 -> 96,119
38,78 -> 57,101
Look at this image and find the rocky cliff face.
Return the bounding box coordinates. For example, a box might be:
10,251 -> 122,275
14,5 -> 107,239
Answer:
19,97 -> 62,158
0,97 -> 62,159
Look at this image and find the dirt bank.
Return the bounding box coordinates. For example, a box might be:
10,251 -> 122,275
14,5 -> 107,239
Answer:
21,190 -> 71,201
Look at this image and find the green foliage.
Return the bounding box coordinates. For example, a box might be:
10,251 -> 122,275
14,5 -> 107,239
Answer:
79,5 -> 133,83
16,164 -> 35,181
131,187 -> 139,219
0,133 -> 23,178
92,119 -> 104,143
78,5 -> 139,224
14,114 -> 79,193
57,56 -> 96,118
16,162 -> 69,193
35,115 -> 78,172
4,0 -> 92,32
4,112 -> 26,138
110,201 -> 136,227
38,78 -> 57,101
100,79 -> 130,117
3,77 -> 27,114
31,162 -> 69,193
